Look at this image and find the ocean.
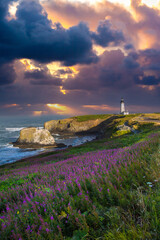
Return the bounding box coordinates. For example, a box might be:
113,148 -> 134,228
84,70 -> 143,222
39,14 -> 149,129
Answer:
0,115 -> 96,166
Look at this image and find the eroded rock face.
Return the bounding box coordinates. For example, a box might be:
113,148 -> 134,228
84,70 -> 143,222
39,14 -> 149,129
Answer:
16,128 -> 55,146
44,118 -> 104,134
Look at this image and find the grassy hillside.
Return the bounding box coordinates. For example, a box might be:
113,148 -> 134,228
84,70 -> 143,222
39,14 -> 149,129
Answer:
72,114 -> 113,122
0,114 -> 160,239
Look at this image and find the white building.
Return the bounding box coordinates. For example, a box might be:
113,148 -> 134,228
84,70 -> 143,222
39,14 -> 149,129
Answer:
120,98 -> 129,115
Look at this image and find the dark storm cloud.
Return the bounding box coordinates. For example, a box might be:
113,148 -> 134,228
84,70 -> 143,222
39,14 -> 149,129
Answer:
0,0 -> 98,69
63,47 -> 160,91
57,69 -> 73,75
24,69 -> 62,86
137,48 -> 160,75
124,55 -> 140,69
0,0 -> 130,85
139,49 -> 160,65
45,0 -> 160,49
136,76 -> 160,86
0,62 -> 16,85
63,50 -> 142,91
15,1 -> 98,65
124,44 -> 134,50
91,20 -> 124,47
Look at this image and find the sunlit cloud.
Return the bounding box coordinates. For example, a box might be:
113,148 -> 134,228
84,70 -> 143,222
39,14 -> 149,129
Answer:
138,31 -> 156,50
140,85 -> 157,91
20,59 -> 40,71
83,104 -> 119,111
46,103 -> 75,115
106,0 -> 159,8
33,111 -> 47,116
57,0 -> 160,8
60,86 -> 67,95
2,104 -> 19,109
7,2 -> 19,20
47,62 -> 61,75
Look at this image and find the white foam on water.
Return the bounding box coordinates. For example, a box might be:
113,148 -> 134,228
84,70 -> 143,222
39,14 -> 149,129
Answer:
5,127 -> 24,132
5,126 -> 43,132
5,143 -> 13,148
0,142 -> 13,147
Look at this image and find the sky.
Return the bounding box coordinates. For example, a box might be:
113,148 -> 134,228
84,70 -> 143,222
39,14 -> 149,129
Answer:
0,0 -> 160,116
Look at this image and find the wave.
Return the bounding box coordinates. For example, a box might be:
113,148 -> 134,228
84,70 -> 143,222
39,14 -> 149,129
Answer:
0,143 -> 13,149
5,127 -> 24,132
54,133 -> 60,136
5,127 -> 43,132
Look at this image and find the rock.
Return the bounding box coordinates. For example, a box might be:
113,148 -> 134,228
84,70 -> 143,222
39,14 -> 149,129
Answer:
56,143 -> 67,148
117,124 -> 131,131
44,118 -> 104,134
117,122 -> 137,133
14,127 -> 55,147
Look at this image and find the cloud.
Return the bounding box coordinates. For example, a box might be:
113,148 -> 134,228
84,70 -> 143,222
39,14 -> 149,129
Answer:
24,69 -> 62,86
42,0 -> 111,29
63,49 -> 142,91
139,48 -> 160,67
57,68 -> 73,75
124,54 -> 140,69
131,0 -> 160,48
0,0 -> 129,86
83,104 -> 119,112
0,0 -> 18,19
43,0 -> 160,50
0,62 -> 16,85
136,75 -> 160,86
91,20 -> 124,47
0,0 -> 99,68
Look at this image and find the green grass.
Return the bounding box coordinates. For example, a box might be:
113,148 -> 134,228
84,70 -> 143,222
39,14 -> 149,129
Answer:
66,123 -> 159,156
0,173 -> 39,191
72,114 -> 113,122
103,145 -> 160,240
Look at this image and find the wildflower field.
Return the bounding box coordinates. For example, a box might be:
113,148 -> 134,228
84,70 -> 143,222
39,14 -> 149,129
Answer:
0,123 -> 160,239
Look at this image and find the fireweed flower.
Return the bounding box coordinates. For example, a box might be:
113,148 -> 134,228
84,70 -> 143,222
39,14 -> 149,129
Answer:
0,133 -> 159,238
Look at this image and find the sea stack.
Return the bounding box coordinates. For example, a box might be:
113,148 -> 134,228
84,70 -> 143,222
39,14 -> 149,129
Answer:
13,128 -> 56,148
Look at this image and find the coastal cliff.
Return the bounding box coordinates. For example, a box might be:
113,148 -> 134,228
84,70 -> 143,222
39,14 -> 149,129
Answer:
44,118 -> 106,135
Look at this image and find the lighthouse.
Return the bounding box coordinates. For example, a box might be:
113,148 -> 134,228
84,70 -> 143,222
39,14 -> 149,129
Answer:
120,98 -> 129,115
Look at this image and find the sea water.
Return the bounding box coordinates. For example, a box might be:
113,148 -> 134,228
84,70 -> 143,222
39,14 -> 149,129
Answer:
0,115 -> 96,166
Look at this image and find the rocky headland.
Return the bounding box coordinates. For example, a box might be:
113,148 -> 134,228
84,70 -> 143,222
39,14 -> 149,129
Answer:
44,118 -> 105,135
14,113 -> 160,149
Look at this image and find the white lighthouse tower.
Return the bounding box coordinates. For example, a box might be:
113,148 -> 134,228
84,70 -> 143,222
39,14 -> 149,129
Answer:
120,98 -> 129,115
